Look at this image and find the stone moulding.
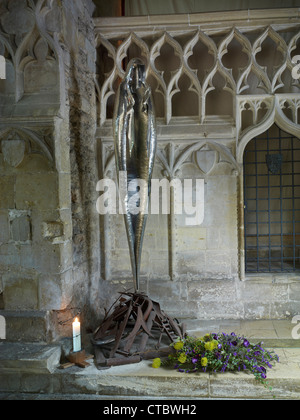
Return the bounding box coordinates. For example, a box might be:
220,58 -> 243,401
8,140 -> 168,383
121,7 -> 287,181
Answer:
94,9 -> 300,35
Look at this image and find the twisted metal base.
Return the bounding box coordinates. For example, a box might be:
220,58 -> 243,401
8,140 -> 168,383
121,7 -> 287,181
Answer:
92,291 -> 186,369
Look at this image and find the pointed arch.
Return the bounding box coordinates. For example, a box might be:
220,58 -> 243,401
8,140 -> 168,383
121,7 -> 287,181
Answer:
237,95 -> 300,164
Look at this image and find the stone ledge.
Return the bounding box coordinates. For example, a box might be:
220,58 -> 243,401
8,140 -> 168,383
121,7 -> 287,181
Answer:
0,342 -> 61,374
0,320 -> 299,399
0,356 -> 299,399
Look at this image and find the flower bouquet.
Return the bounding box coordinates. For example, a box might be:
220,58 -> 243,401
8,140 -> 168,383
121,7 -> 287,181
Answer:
152,332 -> 279,389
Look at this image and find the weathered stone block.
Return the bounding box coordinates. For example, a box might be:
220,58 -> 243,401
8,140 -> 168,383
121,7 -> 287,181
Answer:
58,173 -> 71,209
198,300 -> 244,319
3,273 -> 38,310
188,279 -> 237,302
15,173 -> 58,210
39,269 -> 73,311
149,256 -> 169,278
21,154 -> 53,173
42,221 -> 64,240
148,280 -> 181,302
32,241 -> 72,274
9,211 -> 32,242
0,210 -> 9,243
0,242 -> 21,266
205,250 -> 231,277
271,301 -> 300,319
0,311 -> 49,342
244,302 -> 271,319
289,283 -> 300,301
0,175 -> 15,209
0,342 -> 61,373
177,250 -> 206,276
240,281 -> 289,303
176,227 -> 206,251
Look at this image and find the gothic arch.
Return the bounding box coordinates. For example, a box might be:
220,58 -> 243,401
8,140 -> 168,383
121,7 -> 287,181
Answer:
237,95 -> 300,164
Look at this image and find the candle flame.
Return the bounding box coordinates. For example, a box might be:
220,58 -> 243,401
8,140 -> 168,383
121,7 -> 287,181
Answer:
74,317 -> 79,323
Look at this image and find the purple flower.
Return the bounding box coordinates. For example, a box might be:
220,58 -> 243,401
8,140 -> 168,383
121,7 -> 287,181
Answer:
232,341 -> 237,346
243,339 -> 250,347
191,357 -> 198,364
266,362 -> 272,368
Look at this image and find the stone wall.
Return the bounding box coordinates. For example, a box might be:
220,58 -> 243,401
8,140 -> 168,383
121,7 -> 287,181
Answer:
0,0 -> 100,342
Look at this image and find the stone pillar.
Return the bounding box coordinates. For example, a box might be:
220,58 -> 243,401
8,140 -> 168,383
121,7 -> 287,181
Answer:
0,0 -> 100,342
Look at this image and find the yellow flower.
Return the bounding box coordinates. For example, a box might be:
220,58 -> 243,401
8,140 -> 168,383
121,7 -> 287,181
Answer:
204,340 -> 218,351
212,339 -> 218,349
201,357 -> 208,367
152,358 -> 161,368
174,341 -> 184,350
205,341 -> 213,351
178,354 -> 187,364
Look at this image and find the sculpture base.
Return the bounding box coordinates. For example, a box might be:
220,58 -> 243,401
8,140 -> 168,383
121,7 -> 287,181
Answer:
92,291 -> 186,369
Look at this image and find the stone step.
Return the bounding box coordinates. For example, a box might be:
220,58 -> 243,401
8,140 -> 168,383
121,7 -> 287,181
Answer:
0,342 -> 61,373
1,345 -> 300,399
1,320 -> 299,399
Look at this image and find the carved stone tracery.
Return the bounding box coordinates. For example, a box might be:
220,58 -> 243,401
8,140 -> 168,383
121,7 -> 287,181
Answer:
95,22 -> 300,130
0,0 -> 63,108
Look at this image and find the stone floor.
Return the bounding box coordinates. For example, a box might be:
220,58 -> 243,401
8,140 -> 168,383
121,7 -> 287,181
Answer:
0,319 -> 300,400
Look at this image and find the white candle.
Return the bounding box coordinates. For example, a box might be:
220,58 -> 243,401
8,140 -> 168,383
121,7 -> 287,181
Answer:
72,317 -> 81,352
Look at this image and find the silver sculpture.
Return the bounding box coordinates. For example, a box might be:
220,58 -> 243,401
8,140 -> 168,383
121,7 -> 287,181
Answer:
113,58 -> 157,292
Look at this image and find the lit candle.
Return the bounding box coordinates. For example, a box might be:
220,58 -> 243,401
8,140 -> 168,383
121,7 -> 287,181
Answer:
72,317 -> 81,352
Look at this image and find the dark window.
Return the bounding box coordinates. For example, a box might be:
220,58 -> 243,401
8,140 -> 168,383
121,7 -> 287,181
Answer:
244,125 -> 300,273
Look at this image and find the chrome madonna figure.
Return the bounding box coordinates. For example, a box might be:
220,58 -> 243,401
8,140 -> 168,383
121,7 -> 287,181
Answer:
113,58 -> 157,291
